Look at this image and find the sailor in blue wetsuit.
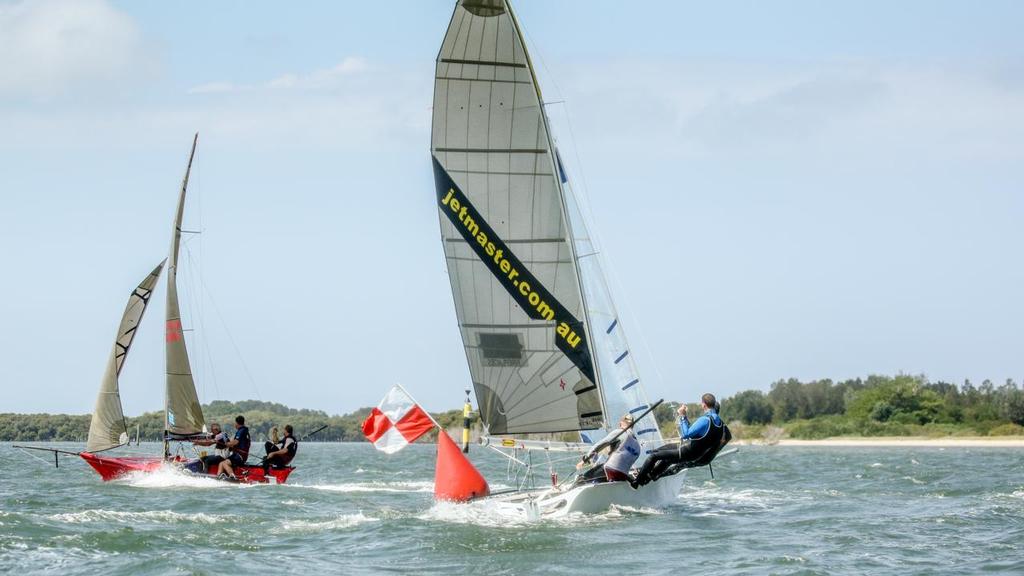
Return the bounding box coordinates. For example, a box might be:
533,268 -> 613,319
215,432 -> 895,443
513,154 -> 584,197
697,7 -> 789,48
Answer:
216,415 -> 251,479
631,393 -> 729,488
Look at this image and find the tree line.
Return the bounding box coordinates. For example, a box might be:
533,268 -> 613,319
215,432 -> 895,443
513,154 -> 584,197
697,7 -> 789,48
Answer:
4,375 -> 1023,443
0,399 -> 470,443
714,374 -> 1024,438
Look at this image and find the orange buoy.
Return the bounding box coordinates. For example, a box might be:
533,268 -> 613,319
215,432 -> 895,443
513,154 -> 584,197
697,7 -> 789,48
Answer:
434,430 -> 489,502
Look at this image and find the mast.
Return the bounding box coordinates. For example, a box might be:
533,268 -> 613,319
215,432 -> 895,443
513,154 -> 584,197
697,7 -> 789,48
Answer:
164,133 -> 206,456
504,1 -> 662,445
504,0 -> 609,425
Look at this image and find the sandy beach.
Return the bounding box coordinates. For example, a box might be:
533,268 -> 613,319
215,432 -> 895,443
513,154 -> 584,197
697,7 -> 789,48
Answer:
748,437 -> 1024,447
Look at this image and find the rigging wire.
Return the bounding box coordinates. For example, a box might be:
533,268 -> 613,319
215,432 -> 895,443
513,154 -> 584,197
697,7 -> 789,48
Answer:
195,149 -> 206,401
191,258 -> 265,402
15,446 -> 61,467
184,247 -> 221,401
522,25 -> 672,409
178,145 -> 263,404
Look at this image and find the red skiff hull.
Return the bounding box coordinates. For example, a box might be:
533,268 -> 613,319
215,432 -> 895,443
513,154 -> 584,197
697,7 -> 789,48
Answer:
79,452 -> 294,484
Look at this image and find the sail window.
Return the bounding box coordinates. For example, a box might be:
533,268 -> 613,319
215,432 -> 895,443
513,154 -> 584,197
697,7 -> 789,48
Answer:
477,333 -> 524,364
461,0 -> 505,17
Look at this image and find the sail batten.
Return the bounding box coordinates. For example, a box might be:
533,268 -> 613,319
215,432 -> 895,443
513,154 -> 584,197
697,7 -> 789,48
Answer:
432,1 -> 604,435
164,133 -> 205,437
86,261 -> 165,453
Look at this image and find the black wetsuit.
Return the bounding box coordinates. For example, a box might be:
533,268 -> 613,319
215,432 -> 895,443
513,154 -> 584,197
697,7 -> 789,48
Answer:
264,433 -> 297,468
634,410 -> 729,486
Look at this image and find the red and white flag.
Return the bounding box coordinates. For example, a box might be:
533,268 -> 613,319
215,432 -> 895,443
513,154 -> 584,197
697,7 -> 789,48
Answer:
361,385 -> 435,454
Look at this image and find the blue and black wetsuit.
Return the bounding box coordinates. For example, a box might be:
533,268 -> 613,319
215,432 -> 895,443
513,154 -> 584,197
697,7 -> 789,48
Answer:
633,409 -> 728,486
679,409 -> 723,443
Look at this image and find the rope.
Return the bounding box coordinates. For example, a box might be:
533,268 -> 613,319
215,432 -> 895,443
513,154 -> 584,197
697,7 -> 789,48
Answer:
192,256 -> 264,401
15,447 -> 61,467
184,247 -> 221,401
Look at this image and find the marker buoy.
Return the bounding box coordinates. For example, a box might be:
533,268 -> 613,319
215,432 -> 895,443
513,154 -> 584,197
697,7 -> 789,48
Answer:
434,430 -> 489,502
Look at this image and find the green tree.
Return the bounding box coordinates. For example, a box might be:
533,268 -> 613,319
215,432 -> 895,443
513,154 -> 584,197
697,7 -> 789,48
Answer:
768,378 -> 807,421
722,390 -> 773,424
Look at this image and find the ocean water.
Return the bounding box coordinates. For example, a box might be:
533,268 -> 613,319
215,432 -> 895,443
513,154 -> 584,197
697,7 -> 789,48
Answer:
1,442 -> 1022,575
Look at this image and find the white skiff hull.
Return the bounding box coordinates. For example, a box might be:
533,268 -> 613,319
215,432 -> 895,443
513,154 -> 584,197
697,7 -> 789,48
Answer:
489,470 -> 687,518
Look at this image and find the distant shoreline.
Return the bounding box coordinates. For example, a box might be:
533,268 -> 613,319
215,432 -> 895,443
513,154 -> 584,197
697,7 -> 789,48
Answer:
741,437 -> 1024,447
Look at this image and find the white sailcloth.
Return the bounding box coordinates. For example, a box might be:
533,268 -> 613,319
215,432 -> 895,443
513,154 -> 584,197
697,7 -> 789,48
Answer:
557,150 -> 665,452
431,0 -> 607,434
85,261 -> 165,453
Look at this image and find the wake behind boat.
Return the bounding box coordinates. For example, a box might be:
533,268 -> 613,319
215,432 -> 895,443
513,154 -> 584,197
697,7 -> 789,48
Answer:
427,0 -> 728,517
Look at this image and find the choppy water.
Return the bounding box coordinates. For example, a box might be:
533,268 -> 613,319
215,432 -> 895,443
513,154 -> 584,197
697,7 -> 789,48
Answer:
1,442 -> 1022,575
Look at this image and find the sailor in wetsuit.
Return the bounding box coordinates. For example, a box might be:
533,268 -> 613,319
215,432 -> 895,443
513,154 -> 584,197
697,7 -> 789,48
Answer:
216,415 -> 251,479
577,414 -> 641,483
631,393 -> 727,488
263,424 -> 298,471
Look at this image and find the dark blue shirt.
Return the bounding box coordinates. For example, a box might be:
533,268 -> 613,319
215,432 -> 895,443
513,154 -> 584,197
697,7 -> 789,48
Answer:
233,425 -> 251,460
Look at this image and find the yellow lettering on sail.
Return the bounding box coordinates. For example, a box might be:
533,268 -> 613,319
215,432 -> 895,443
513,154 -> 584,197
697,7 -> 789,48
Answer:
557,322 -> 569,338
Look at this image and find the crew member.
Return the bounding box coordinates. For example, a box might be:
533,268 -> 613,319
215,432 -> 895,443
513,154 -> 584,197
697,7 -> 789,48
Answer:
631,393 -> 728,488
217,415 -> 251,479
264,424 -> 298,470
578,414 -> 640,483
191,422 -> 229,473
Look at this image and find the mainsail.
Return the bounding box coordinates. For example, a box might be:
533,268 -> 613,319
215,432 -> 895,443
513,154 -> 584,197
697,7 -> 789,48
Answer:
431,0 -> 606,434
85,261 -> 165,453
165,133 -> 205,437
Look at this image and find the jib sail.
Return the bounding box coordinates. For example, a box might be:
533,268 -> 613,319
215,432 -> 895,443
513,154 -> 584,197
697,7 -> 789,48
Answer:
86,261 -> 165,453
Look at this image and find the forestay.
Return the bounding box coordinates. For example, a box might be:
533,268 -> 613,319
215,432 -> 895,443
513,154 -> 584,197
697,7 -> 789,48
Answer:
165,134 -> 205,438
86,261 -> 165,453
431,0 -> 606,434
557,151 -> 665,453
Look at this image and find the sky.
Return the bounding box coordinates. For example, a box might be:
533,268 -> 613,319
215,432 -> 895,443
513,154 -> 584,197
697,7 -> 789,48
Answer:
0,0 -> 1021,417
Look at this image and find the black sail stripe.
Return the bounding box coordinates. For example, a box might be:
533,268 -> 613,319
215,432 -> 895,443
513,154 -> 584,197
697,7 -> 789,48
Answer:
433,157 -> 596,384
440,58 -> 527,68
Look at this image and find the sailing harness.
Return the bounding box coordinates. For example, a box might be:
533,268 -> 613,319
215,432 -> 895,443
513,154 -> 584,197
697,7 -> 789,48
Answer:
663,413 -> 731,479
273,434 -> 298,466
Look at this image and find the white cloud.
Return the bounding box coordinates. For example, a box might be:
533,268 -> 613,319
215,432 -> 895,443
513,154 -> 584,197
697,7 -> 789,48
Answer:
0,0 -> 151,99
188,82 -> 248,95
189,56 -> 369,94
551,59 -> 1024,166
4,56 -> 428,155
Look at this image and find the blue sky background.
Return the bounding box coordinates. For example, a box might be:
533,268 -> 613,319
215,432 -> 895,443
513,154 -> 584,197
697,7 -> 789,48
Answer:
0,0 -> 1021,416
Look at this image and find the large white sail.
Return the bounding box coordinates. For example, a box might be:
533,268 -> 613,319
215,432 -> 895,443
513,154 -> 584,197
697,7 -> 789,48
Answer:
431,0 -> 606,434
165,134 -> 205,438
85,261 -> 165,453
